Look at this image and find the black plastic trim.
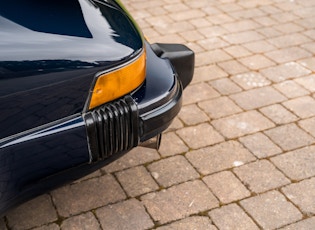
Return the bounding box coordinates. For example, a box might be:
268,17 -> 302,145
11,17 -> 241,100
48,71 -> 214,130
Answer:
151,43 -> 194,89
84,96 -> 139,162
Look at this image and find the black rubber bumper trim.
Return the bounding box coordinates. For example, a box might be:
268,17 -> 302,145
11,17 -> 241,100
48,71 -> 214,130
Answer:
84,96 -> 139,162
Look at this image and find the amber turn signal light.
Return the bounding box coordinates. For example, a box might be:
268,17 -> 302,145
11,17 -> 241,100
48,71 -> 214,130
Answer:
88,50 -> 146,110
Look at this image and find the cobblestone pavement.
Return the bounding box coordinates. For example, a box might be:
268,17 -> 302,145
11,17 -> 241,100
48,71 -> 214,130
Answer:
3,0 -> 315,229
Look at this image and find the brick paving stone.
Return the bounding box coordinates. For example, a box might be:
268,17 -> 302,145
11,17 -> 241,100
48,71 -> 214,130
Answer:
209,78 -> 243,96
231,72 -> 271,90
96,199 -> 154,230
51,174 -> 126,217
145,15 -> 173,29
141,180 -> 219,224
222,31 -> 264,44
217,60 -> 248,75
187,1 -> 214,9
301,42 -> 315,55
158,132 -> 188,157
104,147 -> 160,173
178,104 -> 209,126
298,57 -> 315,71
283,96 -> 315,119
159,20 -> 194,35
223,45 -> 252,58
146,7 -> 167,17
260,62 -> 311,83
116,166 -> 159,197
182,83 -> 220,105
265,123 -> 314,151
256,27 -> 282,38
221,19 -> 261,33
274,80 -> 309,98
259,104 -> 298,125
207,14 -> 235,25
198,96 -> 242,119
33,224 -> 60,230
6,194 -> 57,230
299,117 -> 315,138
259,5 -> 282,14
163,3 -> 189,13
142,27 -> 160,38
186,42 -> 204,53
296,75 -> 315,92
254,16 -> 278,27
203,171 -> 250,204
73,170 -> 102,184
192,65 -> 228,84
217,3 -> 243,13
179,30 -> 205,42
230,86 -> 286,110
156,216 -> 216,230
267,33 -> 311,48
274,2 -> 298,11
131,0 -> 164,10
60,212 -> 100,230
271,12 -> 300,23
240,191 -> 302,229
169,9 -> 206,21
212,110 -> 275,139
186,141 -> 255,175
209,204 -> 259,230
147,155 -> 199,188
239,132 -> 282,158
273,22 -> 304,34
150,34 -> 184,44
195,50 -> 232,67
197,37 -> 230,51
279,217 -> 315,230
265,47 -> 312,63
243,40 -> 275,53
296,17 -> 315,30
166,117 -> 183,132
293,6 -> 315,18
189,18 -> 212,28
176,123 -> 224,149
230,8 -> 266,19
239,54 -> 276,70
198,26 -> 229,39
201,5 -> 221,15
271,145 -> 315,180
282,177 -> 315,216
233,160 -> 290,193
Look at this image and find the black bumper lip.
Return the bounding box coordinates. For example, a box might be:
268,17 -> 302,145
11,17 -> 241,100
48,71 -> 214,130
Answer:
138,79 -> 182,142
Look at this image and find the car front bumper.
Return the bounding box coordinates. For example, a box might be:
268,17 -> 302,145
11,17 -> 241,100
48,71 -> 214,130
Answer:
84,42 -> 194,162
0,42 -> 194,215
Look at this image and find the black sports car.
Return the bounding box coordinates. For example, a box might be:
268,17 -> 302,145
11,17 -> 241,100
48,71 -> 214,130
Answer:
0,0 -> 194,215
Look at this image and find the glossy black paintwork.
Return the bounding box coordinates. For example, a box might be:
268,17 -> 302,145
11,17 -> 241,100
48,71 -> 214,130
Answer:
0,0 -> 143,139
0,117 -> 90,214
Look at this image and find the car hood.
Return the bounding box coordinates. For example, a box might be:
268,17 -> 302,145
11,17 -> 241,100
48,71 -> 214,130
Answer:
0,0 -> 143,77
